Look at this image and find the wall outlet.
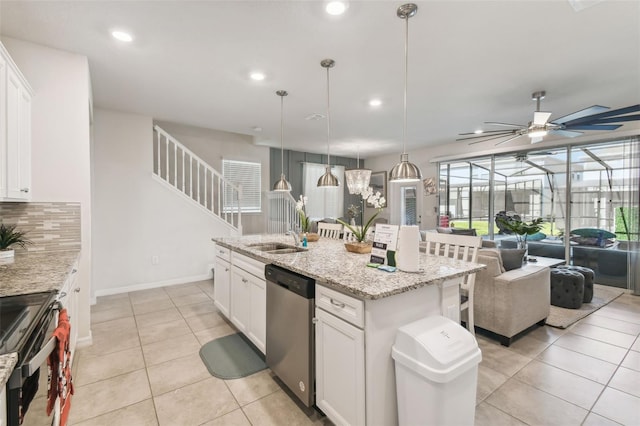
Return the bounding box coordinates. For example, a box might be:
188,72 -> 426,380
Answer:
152,256 -> 159,265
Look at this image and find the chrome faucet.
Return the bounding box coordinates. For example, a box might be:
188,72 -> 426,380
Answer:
286,230 -> 300,247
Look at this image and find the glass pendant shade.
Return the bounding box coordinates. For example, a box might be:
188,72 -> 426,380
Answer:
345,168 -> 372,194
389,153 -> 422,182
390,3 -> 422,183
273,90 -> 292,192
318,59 -> 339,188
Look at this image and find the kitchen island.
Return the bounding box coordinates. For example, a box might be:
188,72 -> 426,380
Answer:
213,234 -> 485,426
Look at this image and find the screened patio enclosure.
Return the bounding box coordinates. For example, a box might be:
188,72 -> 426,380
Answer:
438,138 -> 639,293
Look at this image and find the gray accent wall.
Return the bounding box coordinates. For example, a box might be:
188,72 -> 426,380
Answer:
270,148 -> 364,221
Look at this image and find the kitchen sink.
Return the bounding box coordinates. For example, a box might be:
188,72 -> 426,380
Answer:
247,242 -> 306,254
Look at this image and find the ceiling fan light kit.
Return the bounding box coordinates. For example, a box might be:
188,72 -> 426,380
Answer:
273,90 -> 292,192
390,3 -> 422,183
317,59 -> 340,188
458,89 -> 640,147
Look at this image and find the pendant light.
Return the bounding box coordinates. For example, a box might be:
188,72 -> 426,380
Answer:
345,147 -> 371,194
273,90 -> 292,192
317,59 -> 340,188
389,3 -> 422,183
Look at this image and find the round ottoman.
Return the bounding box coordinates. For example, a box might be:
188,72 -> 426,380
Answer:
556,265 -> 594,303
550,269 -> 585,309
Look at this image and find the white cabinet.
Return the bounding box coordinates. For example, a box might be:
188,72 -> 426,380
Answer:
214,246 -> 231,317
230,251 -> 266,354
315,285 -> 366,426
59,258 -> 80,363
0,42 -> 32,201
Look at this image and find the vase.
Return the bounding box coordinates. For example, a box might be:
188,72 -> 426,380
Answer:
0,249 -> 15,259
517,240 -> 528,262
350,218 -> 356,226
344,242 -> 372,254
301,232 -> 320,242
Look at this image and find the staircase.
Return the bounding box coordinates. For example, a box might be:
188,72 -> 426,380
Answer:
265,190 -> 300,234
153,125 -> 242,234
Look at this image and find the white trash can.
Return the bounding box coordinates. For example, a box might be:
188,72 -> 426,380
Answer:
392,315 -> 482,426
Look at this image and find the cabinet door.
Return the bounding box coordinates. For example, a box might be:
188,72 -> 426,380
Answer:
230,266 -> 251,333
248,275 -> 266,354
213,258 -> 231,318
315,308 -> 365,426
5,67 -> 30,200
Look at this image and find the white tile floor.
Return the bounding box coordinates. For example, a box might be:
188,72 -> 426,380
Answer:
25,280 -> 640,425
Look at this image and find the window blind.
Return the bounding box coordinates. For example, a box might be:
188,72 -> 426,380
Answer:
222,159 -> 261,213
302,163 -> 344,220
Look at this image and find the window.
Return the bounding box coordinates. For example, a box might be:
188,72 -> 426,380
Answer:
222,159 -> 261,213
302,162 -> 345,220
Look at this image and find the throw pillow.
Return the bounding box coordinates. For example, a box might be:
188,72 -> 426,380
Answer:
500,248 -> 526,271
570,228 -> 616,239
527,232 -> 546,241
451,228 -> 477,236
436,227 -> 453,234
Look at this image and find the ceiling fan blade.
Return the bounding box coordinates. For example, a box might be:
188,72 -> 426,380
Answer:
585,114 -> 640,124
551,105 -> 609,124
533,111 -> 552,125
464,132 -> 518,145
494,134 -> 524,146
458,129 -> 515,136
561,104 -> 640,126
484,121 -> 526,128
564,124 -> 622,131
530,136 -> 544,144
551,129 -> 583,138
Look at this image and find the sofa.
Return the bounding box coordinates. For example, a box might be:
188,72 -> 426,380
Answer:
473,248 -> 550,346
500,239 -> 631,288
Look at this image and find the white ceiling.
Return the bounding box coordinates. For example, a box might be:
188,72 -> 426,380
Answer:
1,1 -> 639,158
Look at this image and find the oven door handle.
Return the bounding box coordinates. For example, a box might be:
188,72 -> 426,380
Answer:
22,335 -> 56,377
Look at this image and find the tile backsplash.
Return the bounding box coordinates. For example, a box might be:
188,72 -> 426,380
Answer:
0,202 -> 81,253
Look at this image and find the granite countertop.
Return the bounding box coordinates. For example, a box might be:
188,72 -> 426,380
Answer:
213,235 -> 485,300
0,250 -> 80,297
0,353 -> 18,387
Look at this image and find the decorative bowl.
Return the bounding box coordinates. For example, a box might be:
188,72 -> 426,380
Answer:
344,242 -> 372,254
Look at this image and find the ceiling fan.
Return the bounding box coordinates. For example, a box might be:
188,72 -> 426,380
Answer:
458,91 -> 640,146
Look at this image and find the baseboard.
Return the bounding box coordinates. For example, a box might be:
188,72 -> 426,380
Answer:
76,332 -> 93,348
92,271 -> 214,303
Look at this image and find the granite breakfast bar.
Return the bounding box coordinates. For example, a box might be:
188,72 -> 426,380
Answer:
213,235 -> 485,426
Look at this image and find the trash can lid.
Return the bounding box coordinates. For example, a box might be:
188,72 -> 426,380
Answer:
392,316 -> 482,383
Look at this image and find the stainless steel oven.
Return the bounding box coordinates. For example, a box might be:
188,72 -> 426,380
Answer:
1,291 -> 59,426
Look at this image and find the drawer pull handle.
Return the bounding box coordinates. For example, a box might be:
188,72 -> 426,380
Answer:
242,278 -> 248,283
330,298 -> 346,309
74,287 -> 80,293
20,188 -> 29,193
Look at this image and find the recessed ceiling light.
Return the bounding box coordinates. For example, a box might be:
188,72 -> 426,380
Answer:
250,72 -> 266,81
251,126 -> 263,132
369,99 -> 382,107
111,30 -> 133,42
326,1 -> 347,15
305,113 -> 326,121
474,130 -> 483,134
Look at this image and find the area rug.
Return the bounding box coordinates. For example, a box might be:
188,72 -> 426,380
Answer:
546,284 -> 625,329
199,333 -> 267,379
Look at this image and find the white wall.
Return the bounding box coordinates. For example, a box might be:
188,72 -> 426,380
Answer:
1,37 -> 93,344
92,109 -> 237,298
155,120 -> 271,235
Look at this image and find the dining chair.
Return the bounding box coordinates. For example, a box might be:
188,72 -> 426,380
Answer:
423,233 -> 482,335
317,222 -> 343,239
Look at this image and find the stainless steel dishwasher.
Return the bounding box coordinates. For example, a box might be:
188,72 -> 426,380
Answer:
265,264 -> 316,407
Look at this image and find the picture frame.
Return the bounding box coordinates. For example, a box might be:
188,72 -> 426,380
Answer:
368,171 -> 387,207
423,177 -> 437,195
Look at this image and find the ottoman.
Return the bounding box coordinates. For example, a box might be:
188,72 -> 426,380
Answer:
555,265 -> 594,303
550,269 -> 585,309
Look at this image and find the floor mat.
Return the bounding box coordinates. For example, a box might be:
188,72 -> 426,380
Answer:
199,333 -> 267,379
546,284 -> 625,329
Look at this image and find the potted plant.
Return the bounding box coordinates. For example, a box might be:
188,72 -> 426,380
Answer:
496,216 -> 545,253
0,223 -> 32,258
338,187 -> 386,253
295,195 -> 319,242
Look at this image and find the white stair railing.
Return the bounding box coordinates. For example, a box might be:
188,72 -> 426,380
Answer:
266,191 -> 300,234
153,125 -> 242,233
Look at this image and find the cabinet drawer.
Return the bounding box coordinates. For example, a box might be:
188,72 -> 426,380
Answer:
316,284 -> 364,328
231,251 -> 265,280
215,245 -> 231,262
